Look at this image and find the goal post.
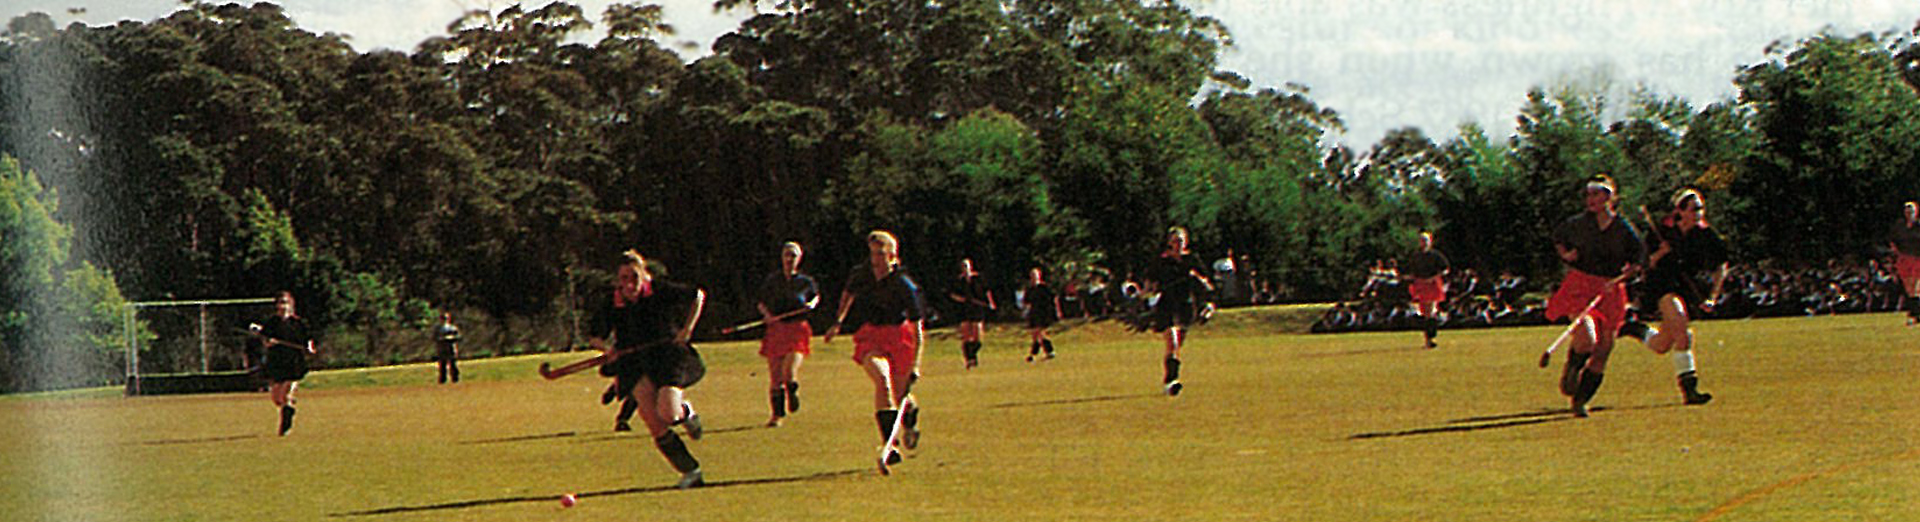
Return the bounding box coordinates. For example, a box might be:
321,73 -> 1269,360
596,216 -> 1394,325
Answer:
124,297 -> 276,395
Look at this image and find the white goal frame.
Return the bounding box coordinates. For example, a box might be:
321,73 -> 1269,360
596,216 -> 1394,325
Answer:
124,297 -> 276,392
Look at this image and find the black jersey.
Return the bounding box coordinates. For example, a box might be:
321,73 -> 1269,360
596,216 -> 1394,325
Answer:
1403,249 -> 1450,279
1891,219 -> 1920,257
1025,283 -> 1058,318
590,280 -> 698,349
949,274 -> 992,308
254,315 -> 311,382
1646,221 -> 1728,283
1551,212 -> 1647,278
759,271 -> 818,323
1148,253 -> 1209,302
842,264 -> 926,332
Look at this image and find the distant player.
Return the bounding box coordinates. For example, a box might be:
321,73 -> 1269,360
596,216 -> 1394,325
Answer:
1891,201 -> 1920,325
249,291 -> 315,436
589,250 -> 708,488
1023,266 -> 1061,362
947,258 -> 996,369
825,230 -> 926,473
756,242 -> 819,427
1635,188 -> 1725,405
433,311 -> 460,384
1546,175 -> 1646,418
1147,226 -> 1213,396
1402,231 -> 1450,349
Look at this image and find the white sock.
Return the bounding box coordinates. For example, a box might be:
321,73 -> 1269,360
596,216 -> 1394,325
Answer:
1671,349 -> 1696,376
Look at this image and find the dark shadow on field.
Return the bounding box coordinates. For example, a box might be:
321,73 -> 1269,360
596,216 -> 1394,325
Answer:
460,431 -> 580,445
140,434 -> 261,446
1297,345 -> 1424,358
1349,403 -> 1681,440
989,393 -> 1160,409
463,424 -> 761,446
327,469 -> 867,517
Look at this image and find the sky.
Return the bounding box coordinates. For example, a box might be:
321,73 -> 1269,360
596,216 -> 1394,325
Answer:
6,0 -> 1920,147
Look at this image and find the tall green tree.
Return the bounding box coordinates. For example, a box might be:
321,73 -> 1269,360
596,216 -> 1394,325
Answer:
0,156 -> 140,392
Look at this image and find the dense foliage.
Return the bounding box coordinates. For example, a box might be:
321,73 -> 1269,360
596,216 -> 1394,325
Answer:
2,2 -> 1916,391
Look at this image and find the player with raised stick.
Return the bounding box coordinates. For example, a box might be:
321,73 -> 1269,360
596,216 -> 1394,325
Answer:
1146,226 -> 1213,396
1632,188 -> 1726,405
1890,201 -> 1920,326
248,291 -> 315,436
753,241 -> 819,428
586,249 -> 709,489
947,258 -> 996,369
1402,231 -> 1450,349
1545,174 -> 1647,418
825,230 -> 926,475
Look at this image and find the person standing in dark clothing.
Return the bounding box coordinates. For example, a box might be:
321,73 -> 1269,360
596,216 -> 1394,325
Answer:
1403,231 -> 1451,349
948,258 -> 996,369
434,311 -> 461,384
249,291 -> 315,436
1545,175 -> 1647,418
1023,267 -> 1061,362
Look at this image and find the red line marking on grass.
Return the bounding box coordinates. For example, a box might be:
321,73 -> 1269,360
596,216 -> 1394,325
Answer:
1697,448 -> 1920,522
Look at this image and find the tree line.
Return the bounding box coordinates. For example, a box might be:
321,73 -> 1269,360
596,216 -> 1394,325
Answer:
2,1 -> 1917,392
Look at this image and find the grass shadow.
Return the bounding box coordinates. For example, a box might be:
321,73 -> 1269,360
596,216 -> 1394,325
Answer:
989,393 -> 1161,409
139,434 -> 261,446
1349,403 -> 1683,440
328,468 -> 867,517
459,431 -> 579,445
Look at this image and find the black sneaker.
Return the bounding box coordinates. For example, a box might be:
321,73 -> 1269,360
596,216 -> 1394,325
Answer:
785,382 -> 800,413
1684,391 -> 1714,405
278,406 -> 296,436
1165,381 -> 1183,396
614,420 -> 632,432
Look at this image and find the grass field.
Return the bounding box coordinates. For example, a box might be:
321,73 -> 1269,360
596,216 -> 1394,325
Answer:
3,307 -> 1917,521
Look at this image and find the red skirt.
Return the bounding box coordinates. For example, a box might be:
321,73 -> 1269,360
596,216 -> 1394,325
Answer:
1898,254 -> 1920,294
1546,269 -> 1629,334
758,320 -> 813,358
1408,277 -> 1447,304
852,323 -> 918,369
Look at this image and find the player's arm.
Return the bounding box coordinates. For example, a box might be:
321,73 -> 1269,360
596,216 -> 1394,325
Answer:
825,288 -> 855,343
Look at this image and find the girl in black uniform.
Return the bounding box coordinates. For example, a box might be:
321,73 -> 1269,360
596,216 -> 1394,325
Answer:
757,242 -> 819,427
947,258 -> 996,369
1023,267 -> 1062,361
249,291 -> 314,436
1148,227 -> 1213,396
1636,188 -> 1724,405
589,250 -> 708,488
826,230 -> 926,473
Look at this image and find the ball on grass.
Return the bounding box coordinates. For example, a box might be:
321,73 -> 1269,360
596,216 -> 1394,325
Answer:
560,493 -> 577,508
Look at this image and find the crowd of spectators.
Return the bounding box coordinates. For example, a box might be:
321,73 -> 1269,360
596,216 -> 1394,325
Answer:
1311,259 -> 1910,334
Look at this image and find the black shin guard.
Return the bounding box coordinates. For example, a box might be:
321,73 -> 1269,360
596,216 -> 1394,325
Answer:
902,405 -> 919,431
1574,371 -> 1606,407
1042,339 -> 1055,356
875,409 -> 899,441
654,432 -> 700,473
616,398 -> 639,423
1679,371 -> 1712,404
1029,341 -> 1041,356
770,388 -> 787,418
1163,356 -> 1182,384
1560,351 -> 1590,396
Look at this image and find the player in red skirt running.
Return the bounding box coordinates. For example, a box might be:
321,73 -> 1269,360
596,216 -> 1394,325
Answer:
1546,175 -> 1647,417
757,242 -> 819,427
825,230 -> 927,472
1890,201 -> 1920,325
1403,231 -> 1450,349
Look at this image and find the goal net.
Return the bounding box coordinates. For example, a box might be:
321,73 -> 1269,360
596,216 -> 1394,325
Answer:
124,297 -> 277,394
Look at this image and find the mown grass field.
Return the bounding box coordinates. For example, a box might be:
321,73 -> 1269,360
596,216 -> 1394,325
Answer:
3,307 -> 1917,521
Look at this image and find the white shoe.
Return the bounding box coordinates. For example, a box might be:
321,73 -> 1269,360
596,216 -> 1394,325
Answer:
676,468 -> 704,489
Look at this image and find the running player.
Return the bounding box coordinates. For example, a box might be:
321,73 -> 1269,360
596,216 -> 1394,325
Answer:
249,291 -> 314,436
1023,266 -> 1061,362
1147,227 -> 1213,396
947,258 -> 996,369
757,242 -> 819,427
1546,175 -> 1647,418
825,230 -> 926,473
588,250 -> 708,488
1890,201 -> 1920,325
1637,188 -> 1725,405
1403,231 -> 1450,349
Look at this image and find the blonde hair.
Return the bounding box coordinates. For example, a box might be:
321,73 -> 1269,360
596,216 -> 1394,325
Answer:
867,230 -> 901,267
1671,188 -> 1703,209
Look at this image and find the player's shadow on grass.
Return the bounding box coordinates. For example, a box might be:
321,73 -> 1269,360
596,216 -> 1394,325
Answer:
988,393 -> 1161,409
461,425 -> 763,446
1347,403 -> 1681,440
327,468 -> 867,517
140,434 -> 261,446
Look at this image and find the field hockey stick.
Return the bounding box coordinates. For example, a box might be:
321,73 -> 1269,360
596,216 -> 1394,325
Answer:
1536,273 -> 1631,368
876,371 -> 918,476
718,307 -> 811,335
537,338 -> 673,380
245,324 -> 312,352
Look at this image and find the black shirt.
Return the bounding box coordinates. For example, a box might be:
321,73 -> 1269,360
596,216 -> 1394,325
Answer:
590,280 -> 698,349
1148,253 -> 1208,301
1551,212 -> 1647,278
842,264 -> 925,332
1025,283 -> 1058,318
1647,221 -> 1728,281
949,274 -> 993,308
759,271 -> 818,323
252,315 -> 311,353
1403,249 -> 1450,279
1891,219 -> 1920,257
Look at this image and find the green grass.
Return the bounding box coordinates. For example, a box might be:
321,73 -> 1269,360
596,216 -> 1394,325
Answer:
3,309 -> 1917,521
